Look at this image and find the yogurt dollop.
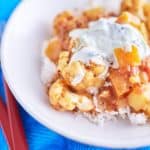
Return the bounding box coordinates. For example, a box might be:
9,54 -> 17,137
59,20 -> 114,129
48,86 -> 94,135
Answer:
69,18 -> 150,68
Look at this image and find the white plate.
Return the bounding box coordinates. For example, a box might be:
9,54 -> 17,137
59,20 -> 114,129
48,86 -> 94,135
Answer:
1,0 -> 150,148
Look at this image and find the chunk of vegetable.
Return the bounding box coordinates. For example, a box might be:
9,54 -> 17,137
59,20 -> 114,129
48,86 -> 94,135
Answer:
109,69 -> 130,97
121,0 -> 144,18
128,83 -> 150,114
45,38 -> 61,63
143,3 -> 150,17
49,79 -> 94,111
53,11 -> 77,36
114,46 -> 141,67
129,74 -> 140,84
83,7 -> 103,21
117,11 -> 140,28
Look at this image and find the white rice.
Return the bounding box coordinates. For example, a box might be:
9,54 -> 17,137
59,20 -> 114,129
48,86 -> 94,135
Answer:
83,111 -> 118,126
41,41 -> 57,85
83,107 -> 148,126
41,57 -> 57,85
128,113 -> 147,125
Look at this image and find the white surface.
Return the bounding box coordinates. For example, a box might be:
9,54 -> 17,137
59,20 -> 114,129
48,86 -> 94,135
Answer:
70,18 -> 150,68
1,0 -> 150,148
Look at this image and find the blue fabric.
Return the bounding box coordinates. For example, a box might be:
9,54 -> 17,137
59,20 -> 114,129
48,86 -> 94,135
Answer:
0,1 -> 150,150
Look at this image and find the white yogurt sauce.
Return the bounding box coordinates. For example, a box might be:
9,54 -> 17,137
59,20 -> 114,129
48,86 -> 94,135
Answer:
70,18 -> 150,68
70,46 -> 107,65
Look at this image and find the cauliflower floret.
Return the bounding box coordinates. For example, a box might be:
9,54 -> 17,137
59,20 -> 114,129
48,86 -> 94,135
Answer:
82,7 -> 103,22
58,51 -> 105,92
58,52 -> 85,86
74,70 -> 104,92
58,51 -> 70,71
49,79 -> 65,110
121,0 -> 145,19
53,11 -> 77,37
62,61 -> 85,86
77,96 -> 94,112
49,79 -> 94,111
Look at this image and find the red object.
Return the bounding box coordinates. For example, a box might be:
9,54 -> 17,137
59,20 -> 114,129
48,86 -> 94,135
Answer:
0,99 -> 14,149
3,81 -> 28,150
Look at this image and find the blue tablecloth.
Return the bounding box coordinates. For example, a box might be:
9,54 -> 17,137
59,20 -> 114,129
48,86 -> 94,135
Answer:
0,1 -> 150,150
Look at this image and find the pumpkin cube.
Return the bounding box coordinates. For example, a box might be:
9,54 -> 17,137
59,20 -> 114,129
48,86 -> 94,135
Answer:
114,46 -> 141,67
109,70 -> 130,97
45,37 -> 61,63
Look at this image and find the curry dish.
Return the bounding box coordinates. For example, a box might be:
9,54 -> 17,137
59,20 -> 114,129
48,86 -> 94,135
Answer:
41,0 -> 150,125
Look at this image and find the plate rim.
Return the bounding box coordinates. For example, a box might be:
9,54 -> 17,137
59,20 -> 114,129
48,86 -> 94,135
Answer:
1,0 -> 150,148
